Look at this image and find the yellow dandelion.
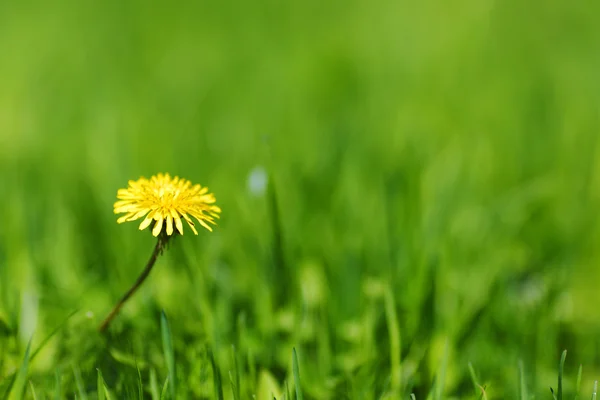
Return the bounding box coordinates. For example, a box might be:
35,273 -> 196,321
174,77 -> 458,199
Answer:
100,173 -> 221,333
113,173 -> 221,236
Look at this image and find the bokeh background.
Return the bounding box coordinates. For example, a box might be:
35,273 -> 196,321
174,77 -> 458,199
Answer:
1,0 -> 600,398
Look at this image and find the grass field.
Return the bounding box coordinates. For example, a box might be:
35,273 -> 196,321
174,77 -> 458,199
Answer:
2,0 -> 600,398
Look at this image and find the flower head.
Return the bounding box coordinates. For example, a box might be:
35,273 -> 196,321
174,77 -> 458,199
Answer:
114,173 -> 221,236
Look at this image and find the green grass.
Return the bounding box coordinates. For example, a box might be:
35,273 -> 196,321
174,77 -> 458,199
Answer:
1,0 -> 600,398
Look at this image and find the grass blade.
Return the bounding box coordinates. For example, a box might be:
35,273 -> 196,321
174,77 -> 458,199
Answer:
95,369 -> 113,400
160,378 -> 169,400
97,369 -> 105,400
54,368 -> 62,400
468,362 -> 479,397
137,362 -> 144,400
384,286 -> 401,395
72,363 -> 88,400
292,348 -> 303,400
592,381 -> 597,400
518,360 -> 528,400
9,339 -> 32,400
209,348 -> 224,400
149,369 -> 159,400
558,350 -> 567,400
574,364 -> 582,400
247,350 -> 256,396
231,345 -> 240,400
229,371 -> 239,400
478,385 -> 488,400
160,311 -> 175,399
433,341 -> 449,400
28,382 -> 37,400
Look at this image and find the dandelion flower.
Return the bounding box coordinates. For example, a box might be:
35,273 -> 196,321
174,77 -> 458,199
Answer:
100,173 -> 221,333
114,173 -> 221,236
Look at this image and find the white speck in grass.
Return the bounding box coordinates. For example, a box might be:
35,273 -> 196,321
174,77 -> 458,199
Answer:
519,278 -> 546,308
247,166 -> 268,196
85,311 -> 94,319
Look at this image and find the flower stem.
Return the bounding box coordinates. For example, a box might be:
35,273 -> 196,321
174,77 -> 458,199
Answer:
99,234 -> 170,333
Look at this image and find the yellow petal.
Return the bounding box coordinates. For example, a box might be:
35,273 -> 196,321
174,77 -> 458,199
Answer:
114,205 -> 137,214
174,216 -> 184,235
152,216 -> 164,236
198,218 -> 213,232
139,216 -> 153,231
117,189 -> 135,198
194,195 -> 213,205
128,209 -> 149,222
183,214 -> 198,235
117,213 -> 134,223
166,214 -> 173,236
114,200 -> 133,208
189,213 -> 213,232
171,209 -> 184,235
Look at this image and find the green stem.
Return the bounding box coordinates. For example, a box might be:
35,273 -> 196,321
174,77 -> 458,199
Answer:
99,234 -> 169,333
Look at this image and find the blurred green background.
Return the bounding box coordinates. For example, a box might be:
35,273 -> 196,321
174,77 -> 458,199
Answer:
1,0 -> 600,398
